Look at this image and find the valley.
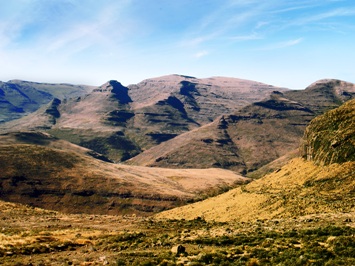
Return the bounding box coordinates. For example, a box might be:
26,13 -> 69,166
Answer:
0,75 -> 354,265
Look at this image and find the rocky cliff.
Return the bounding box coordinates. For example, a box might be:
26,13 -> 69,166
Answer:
301,99 -> 355,165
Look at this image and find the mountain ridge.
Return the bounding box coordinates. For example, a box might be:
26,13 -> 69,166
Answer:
129,79 -> 355,173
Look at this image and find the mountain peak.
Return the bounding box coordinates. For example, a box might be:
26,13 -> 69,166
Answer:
305,79 -> 355,92
94,80 -> 123,91
94,80 -> 132,104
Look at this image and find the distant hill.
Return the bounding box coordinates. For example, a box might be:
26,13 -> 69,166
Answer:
0,132 -> 248,215
0,80 -> 93,123
129,79 -> 355,174
0,75 -> 286,162
156,99 -> 355,221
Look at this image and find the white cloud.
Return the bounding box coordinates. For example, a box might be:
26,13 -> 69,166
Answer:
193,50 -> 210,58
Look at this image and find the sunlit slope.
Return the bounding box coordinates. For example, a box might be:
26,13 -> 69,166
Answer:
157,99 -> 355,221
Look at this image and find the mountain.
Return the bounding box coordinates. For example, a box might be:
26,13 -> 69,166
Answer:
129,79 -> 355,174
2,76 -> 354,172
128,74 -> 287,124
156,99 -> 355,221
0,133 -> 248,215
0,80 -> 93,123
0,75 -> 286,162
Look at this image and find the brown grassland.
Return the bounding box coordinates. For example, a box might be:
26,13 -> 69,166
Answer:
0,87 -> 354,265
0,200 -> 354,265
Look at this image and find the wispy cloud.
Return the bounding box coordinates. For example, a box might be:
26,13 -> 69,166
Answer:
295,7 -> 355,25
0,0 -> 134,55
1,0 -> 354,88
180,0 -> 268,48
256,38 -> 304,51
181,33 -> 219,47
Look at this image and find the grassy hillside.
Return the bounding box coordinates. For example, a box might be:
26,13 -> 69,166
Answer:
157,158 -> 355,222
157,99 -> 355,221
0,143 -> 247,216
1,97 -> 355,265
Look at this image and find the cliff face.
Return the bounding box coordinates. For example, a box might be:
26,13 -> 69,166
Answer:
301,99 -> 355,165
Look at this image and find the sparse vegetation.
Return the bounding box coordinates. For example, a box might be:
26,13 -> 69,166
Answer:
0,201 -> 354,265
0,79 -> 354,265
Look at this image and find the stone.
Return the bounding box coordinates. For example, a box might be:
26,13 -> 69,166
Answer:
171,244 -> 186,256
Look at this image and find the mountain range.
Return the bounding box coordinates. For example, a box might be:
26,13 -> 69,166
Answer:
0,75 -> 354,216
0,75 -> 288,162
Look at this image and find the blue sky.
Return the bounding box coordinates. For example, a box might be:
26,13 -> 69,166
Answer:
0,0 -> 354,89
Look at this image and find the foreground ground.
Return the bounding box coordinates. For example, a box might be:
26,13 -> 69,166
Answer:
0,201 -> 354,265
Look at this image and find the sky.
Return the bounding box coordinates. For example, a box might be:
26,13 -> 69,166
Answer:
0,0 -> 355,89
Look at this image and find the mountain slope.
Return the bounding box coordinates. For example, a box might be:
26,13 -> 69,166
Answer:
0,142 -> 248,216
0,80 -> 93,123
156,99 -> 355,221
0,131 -> 112,162
129,79 -> 355,173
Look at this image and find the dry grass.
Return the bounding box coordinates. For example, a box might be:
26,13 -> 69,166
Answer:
157,158 -> 355,222
1,199 -> 354,265
0,143 -> 248,215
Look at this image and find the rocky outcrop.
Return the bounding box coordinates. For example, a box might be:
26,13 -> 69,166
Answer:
94,80 -> 132,104
45,98 -> 61,124
301,99 -> 355,165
